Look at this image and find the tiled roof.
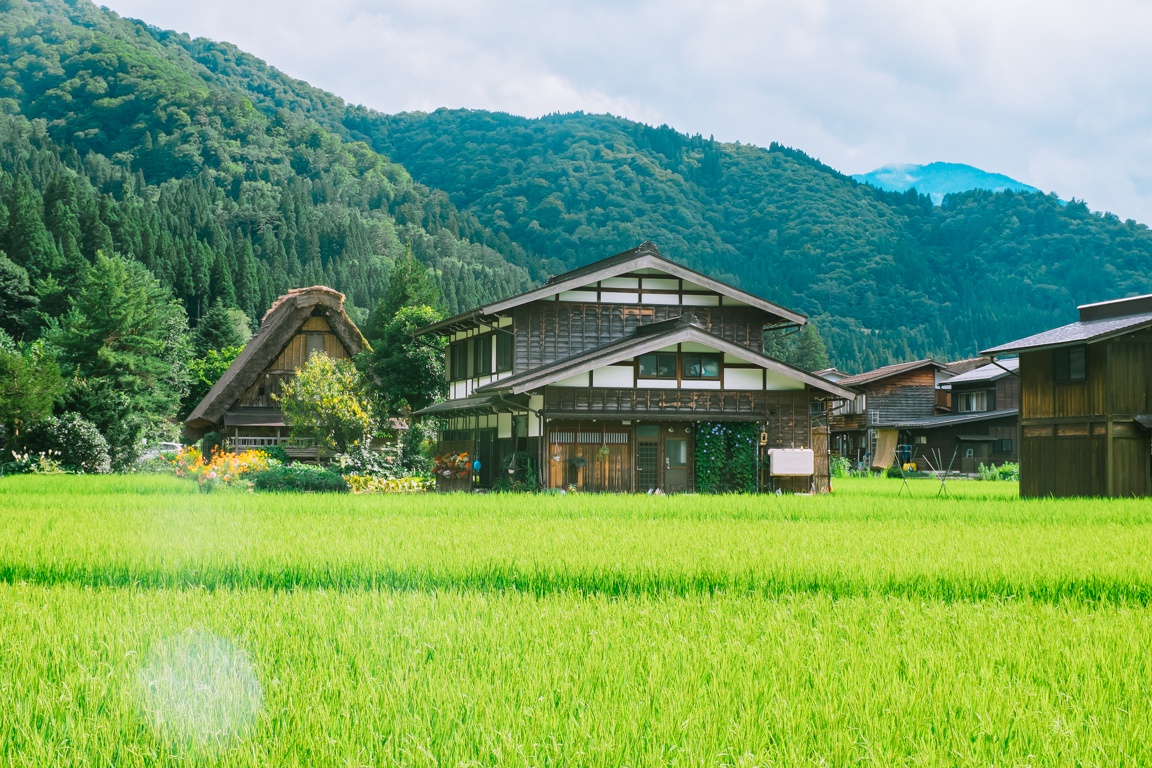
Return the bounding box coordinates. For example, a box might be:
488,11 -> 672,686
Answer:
944,358 -> 1019,385
982,311 -> 1152,355
836,359 -> 943,387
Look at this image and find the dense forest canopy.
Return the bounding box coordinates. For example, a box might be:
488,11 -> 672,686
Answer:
3,0 -> 1152,379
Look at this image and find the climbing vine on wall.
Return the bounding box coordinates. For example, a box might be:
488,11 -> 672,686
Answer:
694,422 -> 760,493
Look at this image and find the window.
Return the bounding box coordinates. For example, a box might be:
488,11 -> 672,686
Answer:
306,333 -> 325,357
994,438 -> 1013,453
1053,345 -> 1086,383
682,353 -> 721,379
496,333 -> 513,372
956,390 -> 989,413
473,335 -> 492,376
638,352 -> 677,378
449,341 -> 468,381
665,439 -> 689,467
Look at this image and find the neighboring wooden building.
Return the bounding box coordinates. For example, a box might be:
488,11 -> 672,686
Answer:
826,359 -> 953,468
983,294 -> 1152,497
414,242 -> 855,493
185,286 -> 370,457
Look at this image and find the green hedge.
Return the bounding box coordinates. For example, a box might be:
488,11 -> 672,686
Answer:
250,465 -> 350,493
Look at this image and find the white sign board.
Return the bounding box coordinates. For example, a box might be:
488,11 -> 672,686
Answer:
768,448 -> 814,476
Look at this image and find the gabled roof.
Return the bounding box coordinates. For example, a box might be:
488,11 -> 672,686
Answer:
982,311 -> 1152,355
470,314 -> 855,400
877,408 -> 1019,430
417,241 -> 806,336
943,358 -> 1018,386
835,359 -> 944,388
185,287 -> 370,431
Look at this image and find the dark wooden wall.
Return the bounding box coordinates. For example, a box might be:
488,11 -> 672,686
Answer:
1019,331 -> 1152,497
868,368 -> 937,423
512,303 -> 771,372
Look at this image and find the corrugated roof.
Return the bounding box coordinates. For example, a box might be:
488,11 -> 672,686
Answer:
982,311 -> 1152,355
944,358 -> 1019,385
877,408 -> 1018,430
836,359 -> 943,387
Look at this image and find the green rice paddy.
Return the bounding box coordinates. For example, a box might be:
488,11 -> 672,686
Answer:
2,475 -> 1150,765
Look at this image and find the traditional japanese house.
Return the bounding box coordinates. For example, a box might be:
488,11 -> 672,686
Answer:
826,359 -> 954,469
983,293 -> 1152,497
874,358 -> 1019,473
185,286 -> 370,457
414,242 -> 855,493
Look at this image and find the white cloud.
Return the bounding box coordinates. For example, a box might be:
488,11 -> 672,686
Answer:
104,0 -> 1152,222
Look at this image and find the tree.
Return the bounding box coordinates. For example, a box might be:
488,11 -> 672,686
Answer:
182,345 -> 244,420
789,323 -> 831,372
51,254 -> 191,468
275,353 -> 374,453
763,322 -> 830,372
192,299 -> 252,356
0,252 -> 38,340
360,305 -> 446,416
0,339 -> 65,447
370,245 -> 441,330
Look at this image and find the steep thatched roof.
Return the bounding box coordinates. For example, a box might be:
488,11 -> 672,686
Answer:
185,286 -> 370,433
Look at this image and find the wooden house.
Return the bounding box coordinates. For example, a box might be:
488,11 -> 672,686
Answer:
875,358 -> 1019,473
983,294 -> 1152,497
413,242 -> 855,493
826,359 -> 953,468
185,286 -> 370,457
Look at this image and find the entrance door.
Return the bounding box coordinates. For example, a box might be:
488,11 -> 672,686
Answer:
664,438 -> 690,492
636,429 -> 660,492
960,441 -> 989,474
635,424 -> 693,493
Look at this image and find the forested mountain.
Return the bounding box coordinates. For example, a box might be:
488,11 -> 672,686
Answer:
362,111 -> 1152,371
0,0 -> 531,331
4,0 -> 1152,378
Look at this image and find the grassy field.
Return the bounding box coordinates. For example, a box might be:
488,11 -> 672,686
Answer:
2,476 -> 1151,766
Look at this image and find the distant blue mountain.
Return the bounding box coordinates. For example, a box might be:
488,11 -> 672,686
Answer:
852,162 -> 1041,205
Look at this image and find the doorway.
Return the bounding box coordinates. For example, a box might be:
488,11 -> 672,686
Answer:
635,424 -> 693,493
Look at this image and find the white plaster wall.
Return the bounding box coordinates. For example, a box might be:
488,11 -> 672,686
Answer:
592,366 -> 634,387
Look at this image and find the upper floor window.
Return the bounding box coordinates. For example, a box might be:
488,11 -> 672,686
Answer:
637,351 -> 723,380
955,390 -> 989,413
449,341 -> 468,381
496,333 -> 514,372
682,353 -> 721,379
638,352 -> 677,379
473,335 -> 493,376
1053,345 -> 1086,383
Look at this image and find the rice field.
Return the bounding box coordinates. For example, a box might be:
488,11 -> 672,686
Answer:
2,475 -> 1151,766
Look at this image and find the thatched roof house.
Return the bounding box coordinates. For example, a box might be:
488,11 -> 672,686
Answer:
185,286 -> 370,453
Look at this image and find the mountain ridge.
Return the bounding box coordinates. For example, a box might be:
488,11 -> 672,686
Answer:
3,0 -> 1152,372
853,162 -> 1042,205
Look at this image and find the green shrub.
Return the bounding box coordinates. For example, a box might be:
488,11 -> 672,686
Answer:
250,464 -> 350,493
260,445 -> 291,464
998,462 -> 1020,482
21,414 -> 112,474
200,431 -> 225,458
830,455 -> 852,478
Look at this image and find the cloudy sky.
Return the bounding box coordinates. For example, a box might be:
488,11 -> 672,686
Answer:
103,0 -> 1152,224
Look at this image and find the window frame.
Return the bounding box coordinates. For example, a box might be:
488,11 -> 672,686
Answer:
638,352 -> 678,379
1053,345 -> 1087,384
448,341 -> 469,381
495,332 -> 514,373
473,335 -> 493,377
681,352 -> 722,380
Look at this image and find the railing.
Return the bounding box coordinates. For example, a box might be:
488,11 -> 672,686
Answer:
227,436 -> 318,455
